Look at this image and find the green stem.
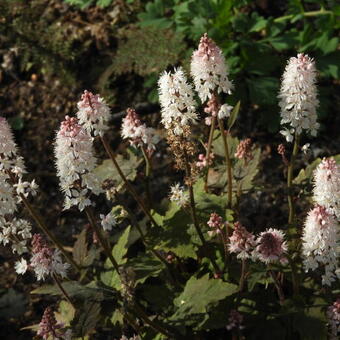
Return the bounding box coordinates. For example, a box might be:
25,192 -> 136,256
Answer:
52,273 -> 75,309
204,116 -> 216,191
100,136 -> 158,228
217,118 -> 233,209
274,9 -> 332,23
287,134 -> 300,225
183,149 -> 221,274
132,303 -> 176,339
239,259 -> 246,293
141,145 -> 152,210
120,198 -> 179,286
84,207 -> 120,274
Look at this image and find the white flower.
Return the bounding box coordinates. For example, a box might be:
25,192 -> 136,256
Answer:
55,116 -> 102,211
158,67 -> 198,136
313,158 -> 340,218
191,33 -> 233,102
301,143 -> 310,154
302,205 -> 339,286
76,90 -> 111,137
51,250 -> 70,279
0,171 -> 17,216
15,258 -> 28,275
169,183 -> 189,207
253,228 -> 288,264
218,103 -> 233,119
280,128 -> 295,143
278,53 -> 319,142
100,213 -> 116,231
121,108 -> 158,152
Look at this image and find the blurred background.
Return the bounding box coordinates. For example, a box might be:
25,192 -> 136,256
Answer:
0,0 -> 339,338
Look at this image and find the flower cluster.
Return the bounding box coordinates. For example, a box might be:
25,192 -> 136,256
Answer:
0,218 -> 32,255
37,307 -> 71,340
158,67 -> 198,136
327,298 -> 340,340
203,96 -> 233,125
169,183 -> 189,207
76,90 -> 111,137
313,158 -> 339,218
196,152 -> 214,170
191,33 -> 233,102
228,222 -> 256,259
207,212 -> 224,237
0,117 -> 37,259
16,234 -> 70,281
100,212 -> 117,231
226,309 -> 244,331
235,138 -> 253,162
253,228 -> 288,264
121,108 -> 158,152
302,205 -> 339,286
278,53 -> 319,142
55,116 -> 102,211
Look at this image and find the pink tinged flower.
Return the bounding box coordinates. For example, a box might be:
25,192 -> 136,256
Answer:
226,309 -> 244,331
196,152 -> 214,169
76,90 -> 111,136
278,53 -> 319,142
37,307 -> 70,340
313,158 -> 340,219
235,138 -> 253,162
30,234 -> 69,281
229,222 -> 256,259
158,67 -> 198,136
302,205 -> 339,286
191,33 -> 233,103
327,298 -> 340,340
207,212 -> 224,237
121,108 -> 158,152
55,116 -> 102,211
254,228 -> 288,264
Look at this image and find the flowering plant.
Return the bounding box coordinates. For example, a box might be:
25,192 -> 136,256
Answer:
1,33 -> 339,340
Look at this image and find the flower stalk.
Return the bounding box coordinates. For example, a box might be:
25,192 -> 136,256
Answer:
100,135 -> 158,228
287,133 -> 300,225
217,118 -> 233,208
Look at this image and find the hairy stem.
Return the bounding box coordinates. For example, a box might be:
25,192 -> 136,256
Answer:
204,116 -> 216,191
85,207 -> 120,273
239,259 -> 246,292
132,303 -> 176,339
119,197 -> 179,286
52,273 -> 75,309
141,145 -> 152,210
217,118 -> 233,208
287,133 -> 300,225
20,195 -> 81,273
100,136 -> 158,228
183,148 -> 221,274
269,270 -> 285,305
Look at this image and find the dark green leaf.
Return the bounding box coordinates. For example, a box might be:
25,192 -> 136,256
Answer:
173,274 -> 238,315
